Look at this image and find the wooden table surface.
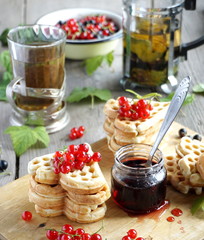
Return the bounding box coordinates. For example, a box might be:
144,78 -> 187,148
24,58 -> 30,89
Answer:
0,0 -> 204,188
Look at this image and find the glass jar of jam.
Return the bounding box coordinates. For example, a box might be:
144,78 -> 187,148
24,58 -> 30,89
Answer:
111,144 -> 167,214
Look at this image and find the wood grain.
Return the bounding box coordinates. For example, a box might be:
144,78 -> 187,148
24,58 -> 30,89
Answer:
0,122 -> 204,240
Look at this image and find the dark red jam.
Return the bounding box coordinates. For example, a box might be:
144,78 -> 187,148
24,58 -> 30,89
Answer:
111,156 -> 167,214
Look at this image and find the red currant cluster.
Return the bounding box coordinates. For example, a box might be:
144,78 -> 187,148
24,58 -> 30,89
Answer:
69,126 -> 85,140
56,15 -> 119,40
118,96 -> 153,120
46,224 -> 102,240
52,143 -> 102,174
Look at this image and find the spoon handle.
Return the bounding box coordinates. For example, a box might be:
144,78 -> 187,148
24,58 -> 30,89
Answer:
148,76 -> 191,162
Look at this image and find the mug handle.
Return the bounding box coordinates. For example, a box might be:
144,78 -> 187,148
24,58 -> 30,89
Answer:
180,35 -> 204,60
6,77 -> 22,109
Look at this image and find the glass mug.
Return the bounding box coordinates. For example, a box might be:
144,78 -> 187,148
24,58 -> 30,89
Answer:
7,25 -> 70,133
121,0 -> 203,93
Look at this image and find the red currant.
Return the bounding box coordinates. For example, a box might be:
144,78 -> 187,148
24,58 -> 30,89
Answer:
81,233 -> 92,240
76,151 -> 88,162
54,167 -> 60,174
69,132 -> 77,140
61,235 -> 72,240
67,144 -> 79,155
75,228 -> 85,235
136,238 -> 145,240
64,152 -> 75,162
60,164 -> 71,174
61,224 -> 74,234
77,130 -> 84,138
137,99 -> 147,108
118,96 -> 128,106
122,236 -> 131,240
22,211 -> 32,221
127,229 -> 137,239
91,233 -> 102,240
91,152 -> 102,162
78,125 -> 85,132
131,112 -> 139,120
72,236 -> 81,240
75,161 -> 85,170
71,127 -> 78,133
78,143 -> 89,152
46,230 -> 58,240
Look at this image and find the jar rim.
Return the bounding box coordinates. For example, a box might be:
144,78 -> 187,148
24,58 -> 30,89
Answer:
115,143 -> 163,172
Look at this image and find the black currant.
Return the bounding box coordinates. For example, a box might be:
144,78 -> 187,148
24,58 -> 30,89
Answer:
193,134 -> 202,141
178,128 -> 187,138
0,160 -> 8,171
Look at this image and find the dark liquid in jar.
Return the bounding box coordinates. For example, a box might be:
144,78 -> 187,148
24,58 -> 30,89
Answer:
111,157 -> 166,214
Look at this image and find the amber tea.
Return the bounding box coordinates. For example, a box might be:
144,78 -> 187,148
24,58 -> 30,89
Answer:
123,16 -> 181,87
11,42 -> 65,111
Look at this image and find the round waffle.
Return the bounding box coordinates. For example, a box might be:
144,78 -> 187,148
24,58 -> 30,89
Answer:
35,204 -> 63,217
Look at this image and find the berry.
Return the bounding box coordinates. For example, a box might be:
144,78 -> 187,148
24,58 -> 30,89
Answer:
127,229 -> 137,239
61,235 -> 72,240
178,128 -> 187,138
76,151 -> 88,162
46,230 -> 59,240
77,130 -> 84,138
22,211 -> 32,221
122,236 -> 131,240
75,160 -> 85,170
118,96 -> 129,106
91,152 -> 102,162
0,160 -> 8,171
75,228 -> 85,235
79,126 -> 85,132
91,234 -> 102,240
82,233 -> 91,240
137,99 -> 147,108
69,132 -> 77,140
60,164 -> 71,174
78,143 -> 89,152
61,224 -> 74,234
67,144 -> 79,155
193,134 -> 202,141
136,238 -> 145,240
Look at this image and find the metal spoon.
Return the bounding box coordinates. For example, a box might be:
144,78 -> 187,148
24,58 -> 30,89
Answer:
147,76 -> 191,166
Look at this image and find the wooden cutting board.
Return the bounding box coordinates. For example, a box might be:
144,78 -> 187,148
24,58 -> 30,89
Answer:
0,122 -> 204,240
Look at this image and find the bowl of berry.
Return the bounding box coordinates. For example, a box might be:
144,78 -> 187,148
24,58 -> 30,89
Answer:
37,8 -> 122,59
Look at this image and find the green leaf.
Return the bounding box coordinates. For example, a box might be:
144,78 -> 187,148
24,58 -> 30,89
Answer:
85,56 -> 104,76
4,125 -> 50,156
84,51 -> 114,75
193,83 -> 204,93
160,92 -> 195,105
105,51 -> 114,66
33,126 -> 50,147
191,196 -> 204,215
66,87 -> 111,108
0,28 -> 10,46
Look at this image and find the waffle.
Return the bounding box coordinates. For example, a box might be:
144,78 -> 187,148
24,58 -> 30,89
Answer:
178,153 -> 199,177
165,154 -> 202,195
28,188 -> 65,208
176,136 -> 204,157
103,98 -> 120,119
64,202 -> 107,223
28,153 -> 59,185
60,162 -> 107,194
66,183 -> 110,205
197,153 -> 204,180
35,204 -> 63,217
29,175 -> 65,197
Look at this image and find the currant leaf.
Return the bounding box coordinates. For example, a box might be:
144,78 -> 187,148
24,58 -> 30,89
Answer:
4,125 -> 50,156
193,83 -> 204,93
191,196 -> 204,215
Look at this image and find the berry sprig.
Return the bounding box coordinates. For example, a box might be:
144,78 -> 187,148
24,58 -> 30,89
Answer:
46,224 -> 103,240
69,126 -> 85,140
118,90 -> 161,121
122,229 -> 145,240
56,15 -> 119,40
52,143 -> 102,174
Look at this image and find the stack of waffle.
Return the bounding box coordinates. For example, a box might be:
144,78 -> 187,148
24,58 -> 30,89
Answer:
103,98 -> 170,152
165,136 -> 204,195
28,146 -> 110,223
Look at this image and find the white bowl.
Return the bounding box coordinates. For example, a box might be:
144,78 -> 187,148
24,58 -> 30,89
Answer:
37,8 -> 122,60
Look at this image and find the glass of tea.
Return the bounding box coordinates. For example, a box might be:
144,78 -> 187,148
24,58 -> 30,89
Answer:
6,25 -> 69,133
121,0 -> 184,93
